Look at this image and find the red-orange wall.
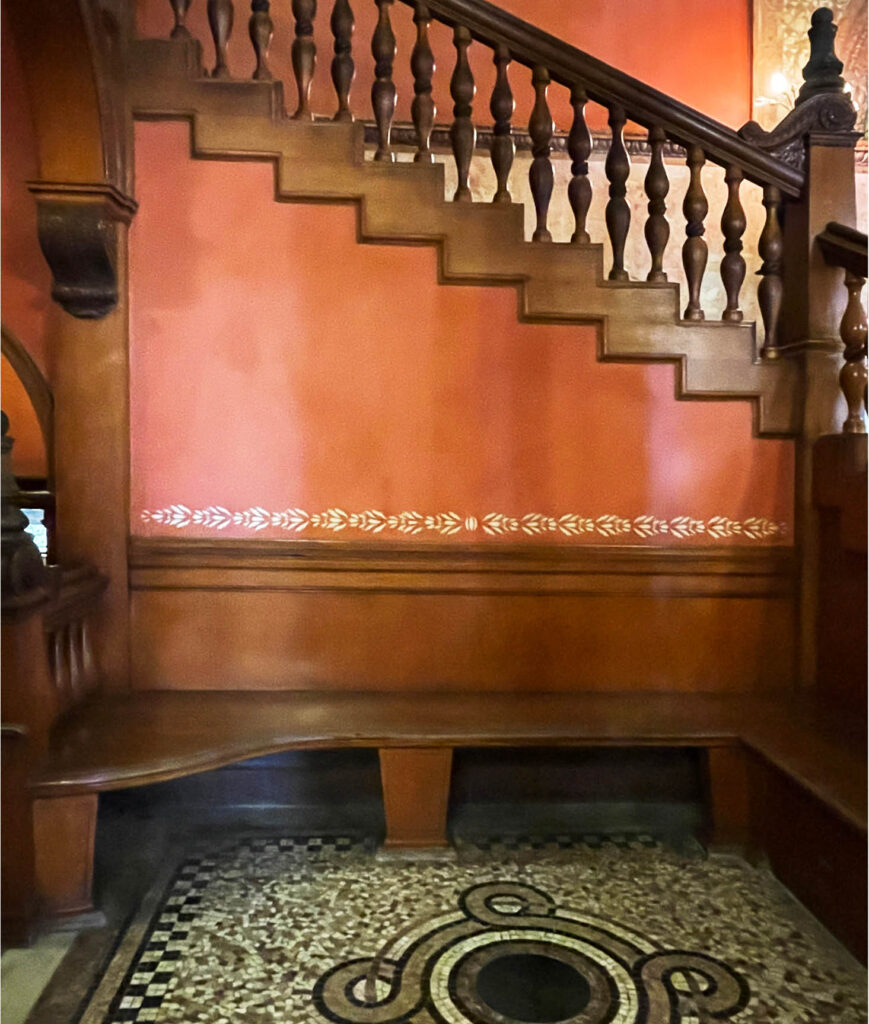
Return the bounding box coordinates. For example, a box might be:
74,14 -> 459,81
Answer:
137,0 -> 752,132
130,121 -> 793,544
1,6 -> 52,377
1,7 -> 52,478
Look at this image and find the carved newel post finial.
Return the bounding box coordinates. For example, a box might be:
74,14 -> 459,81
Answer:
798,7 -> 845,103
1,412 -> 47,601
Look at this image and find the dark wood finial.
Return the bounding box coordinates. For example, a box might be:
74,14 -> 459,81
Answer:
489,44 -> 514,202
292,0 -> 318,119
839,272 -> 868,434
249,0 -> 273,81
411,3 -> 435,161
330,0 -> 355,122
681,145 -> 708,320
568,84 -> 591,244
798,7 -> 845,103
758,185 -> 784,358
207,0 -> 234,79
449,25 -> 476,201
1,412 -> 47,602
605,104 -> 630,281
643,125 -> 669,281
720,165 -> 746,322
169,0 -> 192,39
371,0 -> 396,160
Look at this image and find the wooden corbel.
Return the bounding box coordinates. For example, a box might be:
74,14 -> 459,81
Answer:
27,182 -> 138,320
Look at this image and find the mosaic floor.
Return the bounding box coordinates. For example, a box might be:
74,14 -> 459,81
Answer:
76,834 -> 866,1024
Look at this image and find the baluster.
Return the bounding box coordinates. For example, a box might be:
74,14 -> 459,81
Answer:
568,84 -> 591,244
839,272 -> 868,434
81,620 -> 98,693
249,0 -> 273,80
489,44 -> 514,203
51,629 -> 70,704
758,184 -> 784,357
68,622 -> 83,698
605,104 -> 630,281
330,0 -> 355,121
371,0 -> 396,161
169,0 -> 192,38
411,3 -> 435,161
449,25 -> 475,201
681,145 -> 708,320
528,66 -> 553,242
643,126 -> 669,281
291,0 -> 317,120
720,165 -> 746,321
208,0 -> 234,78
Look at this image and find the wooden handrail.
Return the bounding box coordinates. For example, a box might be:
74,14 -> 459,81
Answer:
390,0 -> 804,196
817,222 -> 868,277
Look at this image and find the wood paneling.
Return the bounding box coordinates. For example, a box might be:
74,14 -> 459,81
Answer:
129,540 -> 796,693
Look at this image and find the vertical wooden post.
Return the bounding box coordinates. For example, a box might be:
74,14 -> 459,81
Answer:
704,745 -> 751,849
33,795 -> 99,917
379,747 -> 452,848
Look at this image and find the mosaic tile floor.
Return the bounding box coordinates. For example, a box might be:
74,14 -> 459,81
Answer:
77,834 -> 866,1024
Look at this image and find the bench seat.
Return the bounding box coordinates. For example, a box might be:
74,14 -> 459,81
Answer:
36,689 -> 866,831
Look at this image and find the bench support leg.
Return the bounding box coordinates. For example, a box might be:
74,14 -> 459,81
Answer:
379,747 -> 452,848
705,745 -> 751,849
33,794 -> 98,917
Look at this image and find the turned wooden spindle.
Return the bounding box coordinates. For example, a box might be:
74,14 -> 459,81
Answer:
411,3 -> 435,161
643,126 -> 669,281
839,272 -> 868,434
51,629 -> 70,703
68,623 -> 83,699
81,620 -> 98,694
681,144 -> 708,320
291,0 -> 317,119
758,184 -> 784,357
169,0 -> 192,38
449,25 -> 476,202
489,44 -> 514,203
207,0 -> 234,78
330,0 -> 355,121
720,164 -> 746,322
528,65 -> 554,242
605,104 -> 630,281
371,0 -> 396,160
249,0 -> 273,81
568,84 -> 591,244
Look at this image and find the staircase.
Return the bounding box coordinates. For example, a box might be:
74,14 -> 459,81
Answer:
123,0 -> 855,438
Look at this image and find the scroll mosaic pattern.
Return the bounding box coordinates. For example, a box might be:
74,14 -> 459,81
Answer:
79,833 -> 866,1024
140,506 -> 787,541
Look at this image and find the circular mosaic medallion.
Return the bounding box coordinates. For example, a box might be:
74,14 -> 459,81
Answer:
312,882 -> 749,1024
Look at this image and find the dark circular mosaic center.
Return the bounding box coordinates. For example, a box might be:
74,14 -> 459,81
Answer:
474,953 -> 591,1023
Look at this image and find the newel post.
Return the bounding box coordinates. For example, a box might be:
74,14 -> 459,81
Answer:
739,9 -> 862,690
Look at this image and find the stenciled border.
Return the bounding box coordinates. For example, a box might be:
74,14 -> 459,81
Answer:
140,505 -> 789,542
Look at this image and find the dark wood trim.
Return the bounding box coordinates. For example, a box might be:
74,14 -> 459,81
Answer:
129,538 -> 796,598
1,324 -> 53,480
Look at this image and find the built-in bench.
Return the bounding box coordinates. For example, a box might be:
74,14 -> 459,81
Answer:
26,686 -> 866,955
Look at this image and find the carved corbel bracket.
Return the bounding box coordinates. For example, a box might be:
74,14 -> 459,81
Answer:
738,92 -> 859,173
27,182 -> 138,320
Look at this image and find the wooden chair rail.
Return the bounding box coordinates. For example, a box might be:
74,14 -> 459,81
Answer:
35,690 -> 865,832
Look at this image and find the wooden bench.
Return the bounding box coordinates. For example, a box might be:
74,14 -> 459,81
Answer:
25,686 -> 865,953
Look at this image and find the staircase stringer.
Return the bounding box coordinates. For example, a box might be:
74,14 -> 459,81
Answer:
128,39 -> 800,438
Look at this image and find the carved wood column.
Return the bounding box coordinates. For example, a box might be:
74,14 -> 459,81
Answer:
6,1 -> 135,693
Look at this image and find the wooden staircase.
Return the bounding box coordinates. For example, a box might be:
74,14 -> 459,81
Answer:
125,0 -> 853,438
